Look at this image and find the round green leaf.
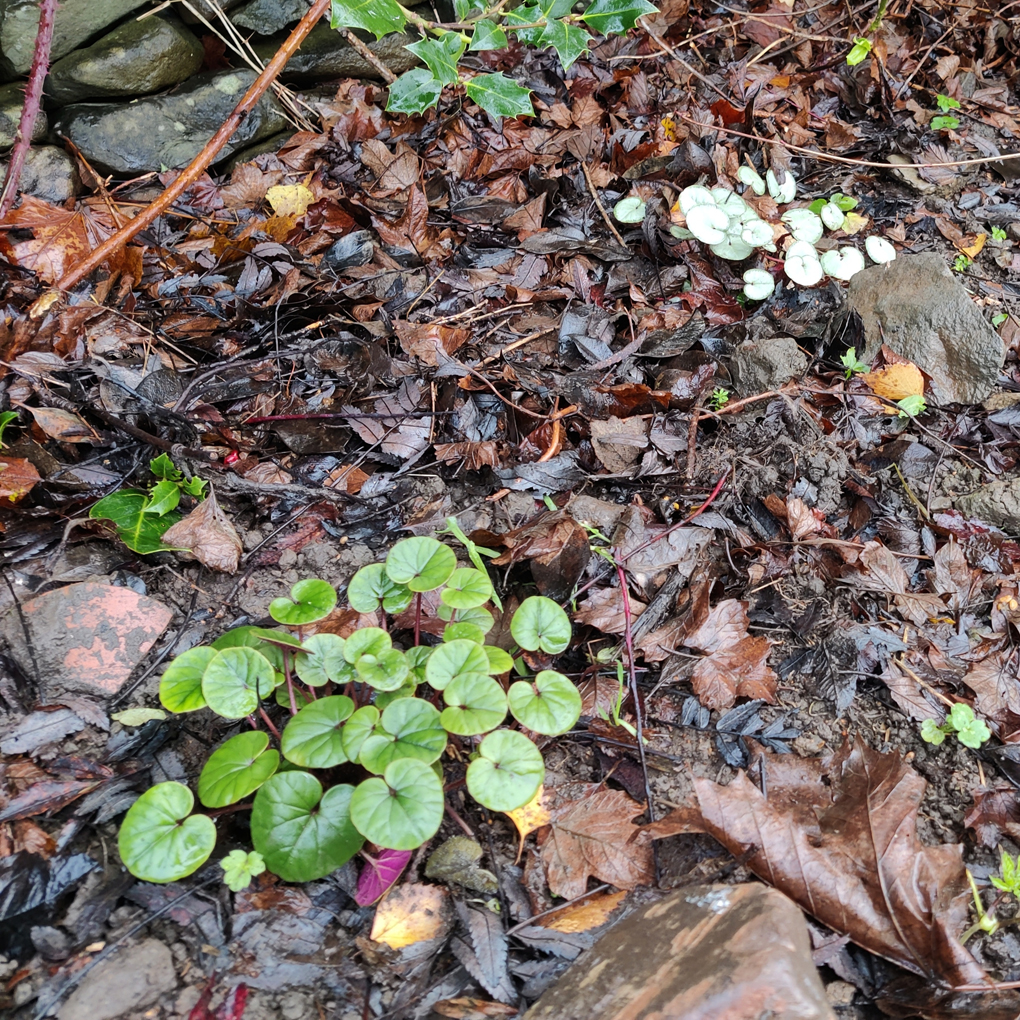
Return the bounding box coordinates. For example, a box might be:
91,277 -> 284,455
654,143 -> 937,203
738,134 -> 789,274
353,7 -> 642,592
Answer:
280,695 -> 355,768
511,595 -> 571,654
198,731 -> 280,807
269,578 -> 337,625
375,680 -> 417,709
484,646 -> 514,674
202,647 -> 276,719
342,705 -> 380,761
441,568 -> 492,609
343,627 -> 391,663
356,648 -> 410,691
441,672 -> 507,736
275,684 -> 310,711
466,730 -> 544,812
385,537 -> 456,592
294,634 -> 354,687
159,647 -> 215,713
347,563 -> 414,614
118,782 -> 216,883
426,639 -> 490,691
438,603 -> 494,633
443,623 -> 487,644
251,772 -> 364,883
359,698 -> 447,774
406,645 -> 432,684
350,759 -> 444,850
508,670 -> 582,735
212,626 -> 284,671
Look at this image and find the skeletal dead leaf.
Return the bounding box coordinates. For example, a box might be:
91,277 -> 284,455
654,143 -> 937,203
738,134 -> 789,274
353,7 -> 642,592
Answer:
862,362 -> 925,400
504,785 -> 551,861
343,379 -> 430,462
645,739 -> 989,987
370,884 -> 450,949
23,406 -> 99,443
161,488 -> 242,573
4,197 -> 109,283
454,902 -> 515,1004
0,456 -> 40,502
541,786 -> 654,899
539,890 -> 627,933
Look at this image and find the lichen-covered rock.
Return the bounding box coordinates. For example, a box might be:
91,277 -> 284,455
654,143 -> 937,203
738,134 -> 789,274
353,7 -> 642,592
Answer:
0,144 -> 80,200
0,0 -> 150,76
848,252 -> 1004,404
232,0 -> 310,34
955,475 -> 1020,533
0,81 -> 47,151
53,69 -> 288,174
46,14 -> 204,105
252,22 -> 419,80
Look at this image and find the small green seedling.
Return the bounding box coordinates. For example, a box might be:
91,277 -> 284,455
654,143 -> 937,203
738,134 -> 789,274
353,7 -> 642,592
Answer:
221,850 -> 266,892
920,702 -> 990,749
991,226 -> 1007,242
846,37 -> 871,65
0,410 -> 19,448
708,387 -> 730,411
597,662 -> 638,739
991,850 -> 1020,902
962,868 -> 1000,943
932,94 -> 961,131
953,254 -> 972,273
895,394 -> 928,418
840,347 -> 869,379
993,312 -> 1008,327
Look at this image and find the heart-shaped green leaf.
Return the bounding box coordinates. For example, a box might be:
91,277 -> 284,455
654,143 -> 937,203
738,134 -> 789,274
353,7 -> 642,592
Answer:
198,731 -> 280,807
118,782 -> 216,883
89,489 -> 181,555
342,705 -> 380,761
508,670 -> 582,735
484,646 -> 515,675
359,698 -> 447,774
406,646 -> 432,683
212,626 -> 284,671
441,568 -> 493,610
251,772 -> 364,882
425,639 -> 491,691
294,634 -> 355,687
441,672 -> 507,735
343,627 -> 391,663
356,648 -> 410,691
202,647 -> 276,719
443,622 -> 487,644
466,730 -> 544,811
269,578 -> 337,625
346,563 -> 414,614
374,681 -> 417,709
511,595 -> 571,654
385,537 -> 456,592
438,603 -> 494,633
280,695 -> 355,769
159,647 -> 215,713
350,759 -> 444,850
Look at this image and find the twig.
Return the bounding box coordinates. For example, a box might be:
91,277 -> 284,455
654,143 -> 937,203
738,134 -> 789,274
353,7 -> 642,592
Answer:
342,28 -> 398,83
42,0 -> 331,299
0,0 -> 58,219
580,162 -> 628,248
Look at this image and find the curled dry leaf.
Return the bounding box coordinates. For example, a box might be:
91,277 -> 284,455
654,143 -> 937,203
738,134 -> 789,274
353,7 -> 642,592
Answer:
161,488 -> 242,573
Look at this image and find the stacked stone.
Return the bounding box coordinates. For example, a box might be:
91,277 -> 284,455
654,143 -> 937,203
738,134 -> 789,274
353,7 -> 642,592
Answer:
0,0 -> 417,199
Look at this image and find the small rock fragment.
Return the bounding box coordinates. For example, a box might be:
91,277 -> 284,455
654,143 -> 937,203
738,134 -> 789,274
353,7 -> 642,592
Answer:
0,145 -> 81,201
731,334 -> 808,395
525,883 -> 836,1020
0,82 -> 48,152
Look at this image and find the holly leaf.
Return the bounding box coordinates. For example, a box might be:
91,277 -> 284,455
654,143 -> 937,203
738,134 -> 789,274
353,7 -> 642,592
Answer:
387,69 -> 443,116
466,73 -> 534,119
537,18 -> 589,69
329,0 -> 405,38
581,0 -> 657,35
469,20 -> 508,50
406,32 -> 466,86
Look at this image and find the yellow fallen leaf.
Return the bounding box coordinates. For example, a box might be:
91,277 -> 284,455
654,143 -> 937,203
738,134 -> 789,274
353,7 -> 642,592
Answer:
862,362 -> 925,400
961,232 -> 986,258
841,211 -> 869,235
504,785 -> 551,862
370,884 -> 449,949
540,890 -> 628,933
265,184 -> 314,218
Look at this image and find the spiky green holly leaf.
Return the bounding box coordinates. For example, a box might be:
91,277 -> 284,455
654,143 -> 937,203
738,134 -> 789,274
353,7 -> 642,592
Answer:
330,0 -> 405,39
581,0 -> 657,35
538,18 -> 589,69
407,32 -> 467,87
469,20 -> 508,50
465,73 -> 534,119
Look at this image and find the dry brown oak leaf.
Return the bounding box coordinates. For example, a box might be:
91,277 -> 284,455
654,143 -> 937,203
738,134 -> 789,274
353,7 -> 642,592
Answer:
646,739 -> 988,989
540,786 -> 654,899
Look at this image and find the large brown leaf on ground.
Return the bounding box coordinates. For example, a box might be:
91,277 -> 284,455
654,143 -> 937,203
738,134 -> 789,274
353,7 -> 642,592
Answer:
162,488 -> 242,573
540,786 -> 653,899
645,740 -> 988,988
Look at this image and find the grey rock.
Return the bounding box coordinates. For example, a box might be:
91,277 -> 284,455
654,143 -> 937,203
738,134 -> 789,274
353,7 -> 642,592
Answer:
0,144 -> 80,200
0,0 -> 150,76
252,22 -> 419,80
731,333 -> 808,395
57,939 -> 176,1020
0,81 -> 46,151
955,475 -> 1020,532
53,69 -> 288,174
526,884 -> 836,1020
233,0 -> 310,34
46,14 -> 203,105
848,252 -> 1004,404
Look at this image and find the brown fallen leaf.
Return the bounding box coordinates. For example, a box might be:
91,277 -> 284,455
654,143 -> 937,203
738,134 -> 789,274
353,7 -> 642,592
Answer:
844,541 -> 945,627
645,739 -> 988,987
0,456 -> 41,502
964,787 -> 1020,849
685,599 -> 776,710
162,488 -> 242,574
370,884 -> 450,949
432,999 -> 519,1019
573,587 -> 646,636
395,321 -> 470,366
493,510 -> 590,600
23,406 -> 100,443
541,785 -> 654,899
539,889 -> 627,932
863,362 -> 925,400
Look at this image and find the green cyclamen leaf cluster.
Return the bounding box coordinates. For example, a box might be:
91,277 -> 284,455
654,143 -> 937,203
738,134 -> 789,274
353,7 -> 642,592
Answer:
118,535 -> 581,887
329,0 -> 657,118
920,702 -> 991,750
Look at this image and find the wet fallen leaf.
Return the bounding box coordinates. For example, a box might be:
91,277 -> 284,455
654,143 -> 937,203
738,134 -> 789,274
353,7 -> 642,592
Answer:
23,406 -> 100,443
370,884 -> 450,949
356,849 -> 412,906
504,785 -> 552,861
964,788 -> 1020,849
0,456 -> 41,502
845,541 -> 945,627
573,587 -> 646,636
13,820 -> 56,858
862,362 -> 925,400
539,889 -> 627,932
645,739 -> 988,987
432,998 -> 519,1019
541,786 -> 654,899
162,488 -> 242,573
395,321 -> 470,366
